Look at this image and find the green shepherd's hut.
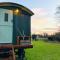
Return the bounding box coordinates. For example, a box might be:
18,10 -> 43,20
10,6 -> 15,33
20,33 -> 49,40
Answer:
0,2 -> 34,60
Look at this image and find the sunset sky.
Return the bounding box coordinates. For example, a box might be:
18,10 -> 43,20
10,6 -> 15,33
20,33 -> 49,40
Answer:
0,0 -> 60,35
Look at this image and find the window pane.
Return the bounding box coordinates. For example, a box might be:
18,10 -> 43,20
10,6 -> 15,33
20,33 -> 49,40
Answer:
5,13 -> 8,22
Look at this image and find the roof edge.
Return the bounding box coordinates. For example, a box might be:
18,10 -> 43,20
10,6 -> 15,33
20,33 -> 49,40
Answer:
0,2 -> 34,15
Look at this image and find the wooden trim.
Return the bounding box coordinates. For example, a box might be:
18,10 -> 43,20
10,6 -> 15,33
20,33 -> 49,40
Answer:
16,36 -> 31,45
12,46 -> 16,60
0,44 -> 33,49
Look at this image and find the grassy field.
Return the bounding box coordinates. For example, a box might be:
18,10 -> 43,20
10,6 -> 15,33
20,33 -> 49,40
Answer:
25,40 -> 60,60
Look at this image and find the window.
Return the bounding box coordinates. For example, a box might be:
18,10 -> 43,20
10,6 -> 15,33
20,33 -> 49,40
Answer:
5,13 -> 8,22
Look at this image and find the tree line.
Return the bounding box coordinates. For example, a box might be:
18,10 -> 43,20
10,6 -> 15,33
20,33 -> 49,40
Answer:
32,32 -> 60,42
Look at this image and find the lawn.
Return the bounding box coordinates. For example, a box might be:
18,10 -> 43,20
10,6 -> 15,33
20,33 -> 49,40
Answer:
25,40 -> 60,60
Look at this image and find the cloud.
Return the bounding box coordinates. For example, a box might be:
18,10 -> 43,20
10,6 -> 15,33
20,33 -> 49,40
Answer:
31,8 -> 58,34
32,8 -> 48,16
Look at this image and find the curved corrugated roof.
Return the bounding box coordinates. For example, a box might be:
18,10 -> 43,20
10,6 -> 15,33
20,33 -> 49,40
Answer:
0,2 -> 34,15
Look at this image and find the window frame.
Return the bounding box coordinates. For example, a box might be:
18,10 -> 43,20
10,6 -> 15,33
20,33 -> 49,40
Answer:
5,13 -> 8,22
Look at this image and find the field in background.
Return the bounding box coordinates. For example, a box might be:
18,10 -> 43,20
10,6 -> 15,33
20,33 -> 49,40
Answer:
25,40 -> 60,60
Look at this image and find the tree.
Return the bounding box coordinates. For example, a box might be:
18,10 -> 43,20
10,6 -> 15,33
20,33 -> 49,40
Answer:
55,6 -> 60,22
43,33 -> 48,38
55,6 -> 60,31
32,34 -> 37,40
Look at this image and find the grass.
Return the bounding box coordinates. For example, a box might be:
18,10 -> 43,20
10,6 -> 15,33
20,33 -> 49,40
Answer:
25,40 -> 60,60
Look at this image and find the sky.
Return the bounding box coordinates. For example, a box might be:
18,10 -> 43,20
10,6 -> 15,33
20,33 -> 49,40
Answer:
0,0 -> 60,35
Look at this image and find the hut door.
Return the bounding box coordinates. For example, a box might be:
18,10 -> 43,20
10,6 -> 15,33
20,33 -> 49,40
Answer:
0,9 -> 13,43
